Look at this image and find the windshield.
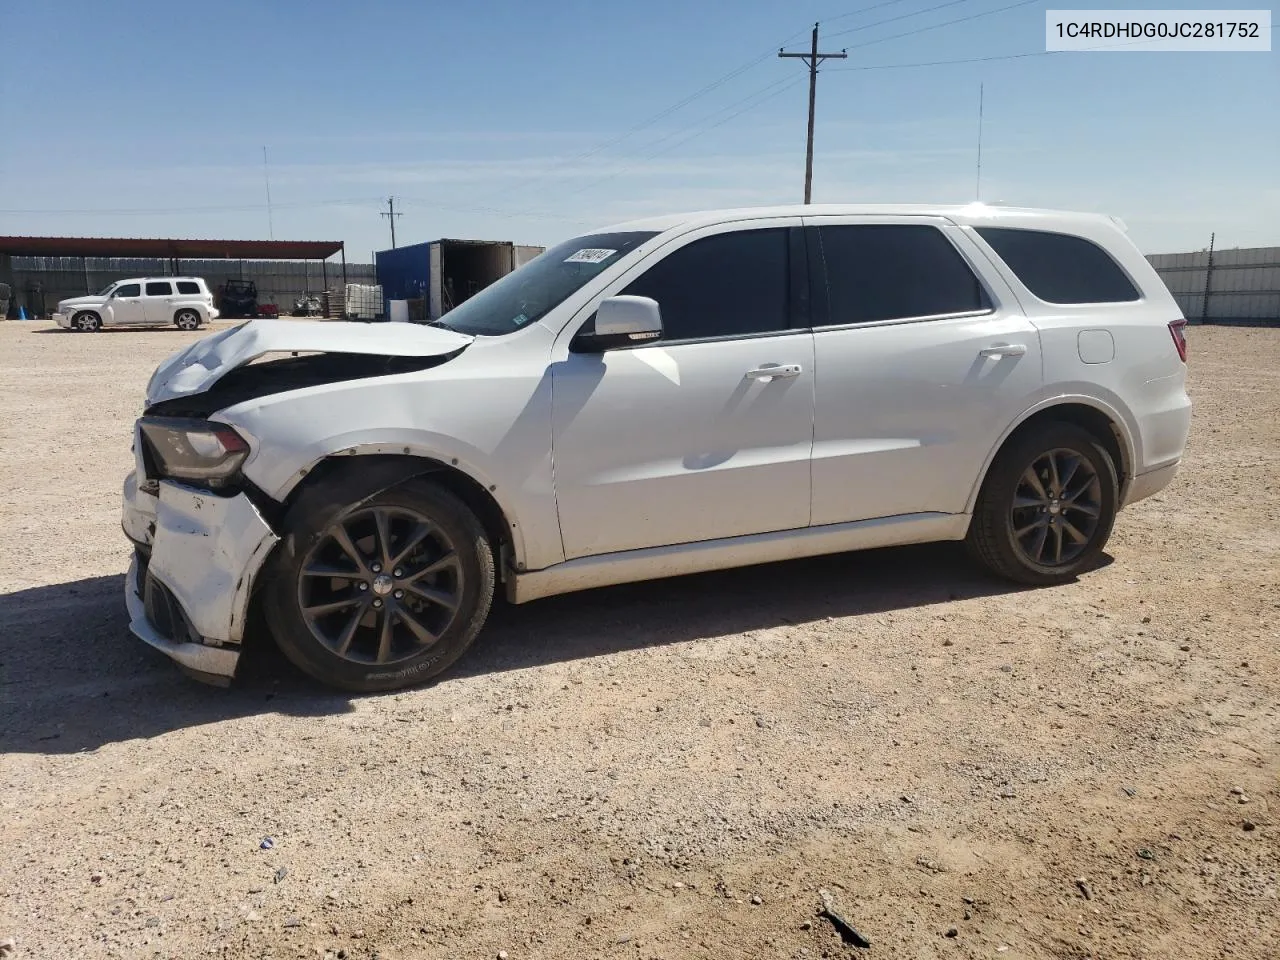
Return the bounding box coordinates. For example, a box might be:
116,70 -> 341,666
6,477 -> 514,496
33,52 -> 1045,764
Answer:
430,231 -> 658,336
96,283 -> 117,297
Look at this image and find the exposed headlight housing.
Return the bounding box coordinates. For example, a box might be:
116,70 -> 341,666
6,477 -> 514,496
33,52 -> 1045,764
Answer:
138,417 -> 250,489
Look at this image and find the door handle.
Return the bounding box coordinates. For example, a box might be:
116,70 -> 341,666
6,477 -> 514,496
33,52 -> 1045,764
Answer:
979,343 -> 1027,358
745,363 -> 802,382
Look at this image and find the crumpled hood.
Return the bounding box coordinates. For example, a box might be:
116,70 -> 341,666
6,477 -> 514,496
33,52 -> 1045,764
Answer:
146,318 -> 474,405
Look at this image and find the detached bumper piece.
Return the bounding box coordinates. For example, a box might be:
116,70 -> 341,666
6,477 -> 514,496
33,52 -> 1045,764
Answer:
122,478 -> 281,687
127,553 -> 240,685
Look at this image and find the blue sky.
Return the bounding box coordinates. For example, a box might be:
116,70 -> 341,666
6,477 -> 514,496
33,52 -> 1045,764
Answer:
1,0 -> 1275,259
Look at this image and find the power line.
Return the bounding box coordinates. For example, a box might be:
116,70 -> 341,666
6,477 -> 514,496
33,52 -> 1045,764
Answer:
472,50 -> 790,206
820,0 -> 930,25
509,76 -> 806,218
828,0 -> 1043,48
824,0 -> 976,39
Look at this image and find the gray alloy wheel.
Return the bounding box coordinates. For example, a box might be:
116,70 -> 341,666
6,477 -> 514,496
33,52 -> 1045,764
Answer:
966,421 -> 1118,586
1009,447 -> 1104,567
174,310 -> 201,331
73,311 -> 102,331
296,504 -> 465,667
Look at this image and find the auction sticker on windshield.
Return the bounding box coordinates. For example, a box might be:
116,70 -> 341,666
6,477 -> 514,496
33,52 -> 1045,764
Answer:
564,249 -> 616,264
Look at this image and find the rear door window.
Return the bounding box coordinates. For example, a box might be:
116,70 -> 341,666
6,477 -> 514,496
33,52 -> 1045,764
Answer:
976,227 -> 1140,304
145,281 -> 173,296
812,224 -> 991,325
620,228 -> 791,341
175,281 -> 200,295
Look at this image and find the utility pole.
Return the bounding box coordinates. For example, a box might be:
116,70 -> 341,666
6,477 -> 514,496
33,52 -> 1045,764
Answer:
779,23 -> 846,204
381,197 -> 402,249
1201,231 -> 1215,324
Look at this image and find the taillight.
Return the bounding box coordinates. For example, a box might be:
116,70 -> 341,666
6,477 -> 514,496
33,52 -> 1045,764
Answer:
1168,319 -> 1188,363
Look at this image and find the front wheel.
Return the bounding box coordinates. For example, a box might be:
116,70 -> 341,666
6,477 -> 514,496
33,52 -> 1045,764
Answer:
966,422 -> 1118,585
174,310 -> 201,331
264,478 -> 495,692
72,311 -> 102,332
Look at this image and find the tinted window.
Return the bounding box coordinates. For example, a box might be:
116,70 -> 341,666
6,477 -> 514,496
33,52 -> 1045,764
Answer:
114,284 -> 141,297
621,228 -> 790,341
145,281 -> 172,296
977,227 -> 1140,304
815,225 -> 990,325
175,281 -> 200,295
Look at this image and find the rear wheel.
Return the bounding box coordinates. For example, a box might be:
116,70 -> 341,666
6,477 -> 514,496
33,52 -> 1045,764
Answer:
966,422 -> 1118,585
174,310 -> 201,331
264,478 -> 495,692
72,311 -> 102,332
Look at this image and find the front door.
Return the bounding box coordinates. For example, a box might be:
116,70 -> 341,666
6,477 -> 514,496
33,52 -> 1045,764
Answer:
106,283 -> 145,325
551,222 -> 815,560
804,217 -> 1044,525
143,280 -> 175,325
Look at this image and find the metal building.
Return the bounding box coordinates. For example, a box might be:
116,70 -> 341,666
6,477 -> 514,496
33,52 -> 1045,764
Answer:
0,236 -> 372,319
1147,245 -> 1280,325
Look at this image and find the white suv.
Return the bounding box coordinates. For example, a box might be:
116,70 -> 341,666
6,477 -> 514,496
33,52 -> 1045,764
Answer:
121,204 -> 1191,691
55,277 -> 218,331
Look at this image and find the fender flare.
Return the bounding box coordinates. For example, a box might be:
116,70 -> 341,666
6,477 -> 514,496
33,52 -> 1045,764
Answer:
279,445 -> 529,571
963,394 -> 1139,514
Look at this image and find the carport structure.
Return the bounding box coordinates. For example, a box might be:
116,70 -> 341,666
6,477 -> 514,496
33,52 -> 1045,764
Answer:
0,236 -> 347,318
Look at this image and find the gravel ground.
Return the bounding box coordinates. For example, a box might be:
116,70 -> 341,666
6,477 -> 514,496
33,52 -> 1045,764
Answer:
1,321 -> 1277,960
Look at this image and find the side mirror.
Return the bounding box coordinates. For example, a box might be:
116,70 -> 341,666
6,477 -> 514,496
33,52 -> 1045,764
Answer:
573,296 -> 662,352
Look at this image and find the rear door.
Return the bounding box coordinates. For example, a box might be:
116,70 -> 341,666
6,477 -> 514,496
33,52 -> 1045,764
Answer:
804,216 -> 1043,525
143,280 -> 175,325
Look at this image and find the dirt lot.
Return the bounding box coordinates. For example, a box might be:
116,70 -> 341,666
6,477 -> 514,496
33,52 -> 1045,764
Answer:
1,320 -> 1277,960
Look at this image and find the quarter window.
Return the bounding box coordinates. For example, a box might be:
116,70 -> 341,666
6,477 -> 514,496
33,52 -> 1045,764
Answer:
814,225 -> 991,325
620,228 -> 791,341
114,283 -> 141,297
175,281 -> 201,295
976,227 -> 1140,304
145,281 -> 173,296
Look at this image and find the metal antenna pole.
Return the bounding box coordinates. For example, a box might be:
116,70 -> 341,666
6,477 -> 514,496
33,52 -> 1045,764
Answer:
975,84 -> 985,201
779,23 -> 847,204
262,146 -> 275,240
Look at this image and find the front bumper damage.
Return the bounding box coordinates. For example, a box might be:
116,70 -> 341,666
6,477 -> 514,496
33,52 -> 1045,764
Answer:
122,472 -> 279,685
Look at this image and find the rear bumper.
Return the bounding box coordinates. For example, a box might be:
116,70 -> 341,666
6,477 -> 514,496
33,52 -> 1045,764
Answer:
1123,460 -> 1181,507
122,473 -> 280,683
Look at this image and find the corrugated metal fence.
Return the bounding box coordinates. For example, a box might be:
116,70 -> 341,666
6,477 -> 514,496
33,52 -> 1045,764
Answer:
1147,246 -> 1280,325
8,256 -> 375,316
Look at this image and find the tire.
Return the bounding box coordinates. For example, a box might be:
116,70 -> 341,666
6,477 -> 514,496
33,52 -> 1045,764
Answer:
174,310 -> 202,331
72,311 -> 102,332
263,477 -> 495,692
966,422 -> 1118,585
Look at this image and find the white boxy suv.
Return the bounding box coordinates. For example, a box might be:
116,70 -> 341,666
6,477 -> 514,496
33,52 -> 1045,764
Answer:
121,204 -> 1191,691
54,277 -> 218,331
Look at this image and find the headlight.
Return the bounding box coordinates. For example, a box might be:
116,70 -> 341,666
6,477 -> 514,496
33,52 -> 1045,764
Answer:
138,417 -> 250,488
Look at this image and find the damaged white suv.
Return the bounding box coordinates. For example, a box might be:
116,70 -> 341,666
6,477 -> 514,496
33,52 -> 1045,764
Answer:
122,204 -> 1192,691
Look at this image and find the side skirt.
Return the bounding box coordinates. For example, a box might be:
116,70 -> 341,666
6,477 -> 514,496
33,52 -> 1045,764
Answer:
508,512 -> 970,604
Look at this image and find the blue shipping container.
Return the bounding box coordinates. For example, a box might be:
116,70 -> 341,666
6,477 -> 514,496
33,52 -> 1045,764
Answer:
376,242 -> 433,313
